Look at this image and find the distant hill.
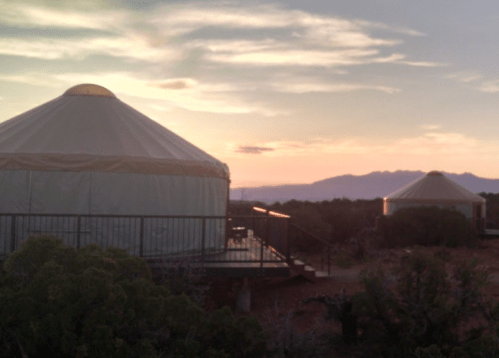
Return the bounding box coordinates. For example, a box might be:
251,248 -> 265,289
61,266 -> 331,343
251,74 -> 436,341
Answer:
230,171 -> 499,203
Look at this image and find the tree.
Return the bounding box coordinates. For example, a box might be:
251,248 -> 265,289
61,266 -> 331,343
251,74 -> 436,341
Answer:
352,250 -> 496,357
305,249 -> 499,357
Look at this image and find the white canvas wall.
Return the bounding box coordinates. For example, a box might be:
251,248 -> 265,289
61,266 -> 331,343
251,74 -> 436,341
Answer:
0,169 -> 228,256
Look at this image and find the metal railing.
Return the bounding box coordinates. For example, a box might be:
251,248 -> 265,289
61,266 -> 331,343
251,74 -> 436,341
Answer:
251,207 -> 290,263
0,213 -> 290,269
288,223 -> 336,276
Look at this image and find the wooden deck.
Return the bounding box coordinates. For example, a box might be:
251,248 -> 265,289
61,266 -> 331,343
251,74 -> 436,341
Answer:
147,236 -> 291,277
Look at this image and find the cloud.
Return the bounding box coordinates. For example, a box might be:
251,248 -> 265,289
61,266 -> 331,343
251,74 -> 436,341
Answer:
186,39 -> 278,54
0,1 -> 441,74
207,49 -> 380,67
151,3 -> 419,48
477,80 -> 499,93
151,78 -> 197,90
149,2 -> 439,69
0,71 -> 281,115
0,72 -> 62,87
363,21 -> 426,37
236,146 -> 275,154
0,1 -> 442,119
420,124 -> 441,130
0,1 -> 128,29
228,131 -> 493,158
398,60 -> 447,67
146,103 -> 174,113
0,36 -> 176,62
268,77 -> 400,94
446,72 -> 482,83
445,72 -> 499,94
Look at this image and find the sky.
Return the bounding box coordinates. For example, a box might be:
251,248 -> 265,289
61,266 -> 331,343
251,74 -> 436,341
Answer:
1,0 -> 499,188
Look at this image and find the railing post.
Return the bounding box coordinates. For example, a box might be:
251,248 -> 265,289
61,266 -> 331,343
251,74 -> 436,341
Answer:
284,218 -> 290,263
328,245 -> 331,276
224,216 -> 229,251
76,216 -> 81,249
201,218 -> 206,268
139,217 -> 144,257
10,215 -> 16,253
265,209 -> 270,248
260,214 -> 267,267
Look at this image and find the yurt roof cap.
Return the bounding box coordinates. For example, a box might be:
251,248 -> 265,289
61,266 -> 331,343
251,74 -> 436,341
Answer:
64,84 -> 116,98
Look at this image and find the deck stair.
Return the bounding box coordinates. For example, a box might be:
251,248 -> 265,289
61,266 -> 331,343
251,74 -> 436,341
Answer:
288,256 -> 362,281
288,257 -> 327,282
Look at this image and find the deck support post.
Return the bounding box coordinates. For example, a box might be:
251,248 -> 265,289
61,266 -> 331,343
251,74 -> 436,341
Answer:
235,277 -> 251,312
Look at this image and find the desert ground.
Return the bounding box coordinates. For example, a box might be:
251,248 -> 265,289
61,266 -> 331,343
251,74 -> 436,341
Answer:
245,238 -> 499,333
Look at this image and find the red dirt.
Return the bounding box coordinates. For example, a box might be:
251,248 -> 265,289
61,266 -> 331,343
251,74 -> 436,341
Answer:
245,239 -> 499,332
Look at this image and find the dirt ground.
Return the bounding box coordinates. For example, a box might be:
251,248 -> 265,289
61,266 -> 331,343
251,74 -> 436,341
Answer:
243,238 -> 499,332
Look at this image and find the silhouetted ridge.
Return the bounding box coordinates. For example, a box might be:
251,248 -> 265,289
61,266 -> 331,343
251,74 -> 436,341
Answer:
230,170 -> 499,203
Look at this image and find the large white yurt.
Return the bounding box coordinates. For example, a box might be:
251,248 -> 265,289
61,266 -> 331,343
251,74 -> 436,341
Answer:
0,84 -> 230,256
383,171 -> 486,231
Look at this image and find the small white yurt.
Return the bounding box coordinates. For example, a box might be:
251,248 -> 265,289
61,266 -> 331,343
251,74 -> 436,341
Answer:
0,84 -> 230,256
383,171 -> 486,231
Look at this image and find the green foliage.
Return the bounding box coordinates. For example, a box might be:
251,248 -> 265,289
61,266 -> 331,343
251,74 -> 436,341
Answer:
351,249 -> 497,358
378,206 -> 477,248
0,236 -> 267,358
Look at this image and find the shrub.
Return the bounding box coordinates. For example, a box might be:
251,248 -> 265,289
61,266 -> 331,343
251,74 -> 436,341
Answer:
377,206 -> 477,248
304,249 -> 498,357
0,236 -> 267,358
351,250 -> 494,357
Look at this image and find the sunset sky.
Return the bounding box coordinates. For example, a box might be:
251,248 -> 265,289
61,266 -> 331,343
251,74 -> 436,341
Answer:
1,0 -> 499,188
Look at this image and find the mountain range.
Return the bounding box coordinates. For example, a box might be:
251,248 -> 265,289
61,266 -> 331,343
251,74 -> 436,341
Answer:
230,171 -> 499,203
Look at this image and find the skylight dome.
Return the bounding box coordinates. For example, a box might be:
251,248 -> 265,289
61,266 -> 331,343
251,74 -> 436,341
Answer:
63,83 -> 116,98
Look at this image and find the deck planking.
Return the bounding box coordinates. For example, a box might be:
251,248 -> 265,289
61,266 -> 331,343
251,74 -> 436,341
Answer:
147,236 -> 290,277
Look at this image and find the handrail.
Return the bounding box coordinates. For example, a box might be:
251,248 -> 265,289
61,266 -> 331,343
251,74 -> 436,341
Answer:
289,223 -> 334,248
289,222 -> 336,276
251,207 -> 291,261
0,213 -> 271,219
253,206 -> 290,218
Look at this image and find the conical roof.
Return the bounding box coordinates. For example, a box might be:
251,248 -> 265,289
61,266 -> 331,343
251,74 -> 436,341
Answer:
0,84 -> 229,179
384,171 -> 485,204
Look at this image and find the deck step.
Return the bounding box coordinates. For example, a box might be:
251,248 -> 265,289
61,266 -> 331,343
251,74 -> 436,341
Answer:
304,265 -> 315,272
314,271 -> 330,278
289,256 -> 350,281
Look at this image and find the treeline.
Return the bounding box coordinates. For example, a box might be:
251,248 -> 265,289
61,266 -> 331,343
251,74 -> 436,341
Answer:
230,198 -> 383,245
5,237 -> 499,357
231,194 -> 493,251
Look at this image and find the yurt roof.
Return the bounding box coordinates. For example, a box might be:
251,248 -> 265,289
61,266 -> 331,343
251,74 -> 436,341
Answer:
0,84 -> 229,179
384,171 -> 485,204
